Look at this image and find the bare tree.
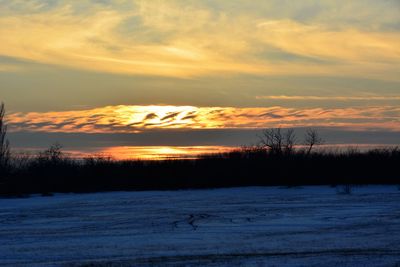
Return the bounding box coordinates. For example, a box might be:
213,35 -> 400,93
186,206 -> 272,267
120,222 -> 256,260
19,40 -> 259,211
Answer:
259,128 -> 297,155
258,128 -> 282,154
0,103 -> 10,169
283,128 -> 296,155
304,128 -> 323,155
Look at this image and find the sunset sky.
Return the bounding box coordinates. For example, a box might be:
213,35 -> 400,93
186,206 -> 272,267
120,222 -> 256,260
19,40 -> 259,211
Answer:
1,0 -> 399,158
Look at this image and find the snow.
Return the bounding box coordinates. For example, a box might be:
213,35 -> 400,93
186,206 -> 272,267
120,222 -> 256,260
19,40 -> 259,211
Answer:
1,186 -> 400,266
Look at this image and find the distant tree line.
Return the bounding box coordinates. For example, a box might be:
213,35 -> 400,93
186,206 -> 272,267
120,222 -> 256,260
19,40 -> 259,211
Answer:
0,103 -> 399,197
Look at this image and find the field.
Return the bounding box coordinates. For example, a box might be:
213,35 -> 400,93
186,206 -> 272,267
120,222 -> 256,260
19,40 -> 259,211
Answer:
1,186 -> 400,266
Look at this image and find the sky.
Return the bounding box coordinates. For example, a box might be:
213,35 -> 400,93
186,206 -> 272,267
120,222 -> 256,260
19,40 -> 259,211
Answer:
1,0 -> 400,158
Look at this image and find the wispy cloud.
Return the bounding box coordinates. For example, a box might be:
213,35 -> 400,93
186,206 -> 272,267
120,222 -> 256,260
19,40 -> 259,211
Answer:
256,95 -> 400,101
0,64 -> 22,72
6,105 -> 400,133
0,1 -> 399,79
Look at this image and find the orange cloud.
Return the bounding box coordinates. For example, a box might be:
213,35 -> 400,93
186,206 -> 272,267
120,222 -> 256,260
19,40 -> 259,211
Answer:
6,105 -> 400,133
99,146 -> 232,160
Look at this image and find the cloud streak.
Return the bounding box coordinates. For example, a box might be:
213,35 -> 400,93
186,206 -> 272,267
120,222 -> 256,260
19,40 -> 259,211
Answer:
0,1 -> 399,79
6,105 -> 400,133
256,95 -> 400,101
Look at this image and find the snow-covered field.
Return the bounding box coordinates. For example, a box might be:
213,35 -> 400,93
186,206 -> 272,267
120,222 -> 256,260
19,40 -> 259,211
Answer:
1,186 -> 400,266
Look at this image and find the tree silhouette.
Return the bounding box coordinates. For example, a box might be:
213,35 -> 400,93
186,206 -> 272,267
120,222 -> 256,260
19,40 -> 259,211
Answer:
258,128 -> 297,155
283,128 -> 296,155
0,103 -> 10,176
304,128 -> 323,155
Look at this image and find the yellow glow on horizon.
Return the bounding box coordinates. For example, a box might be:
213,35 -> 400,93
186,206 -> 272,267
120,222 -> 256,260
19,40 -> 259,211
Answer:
98,146 -> 232,160
13,144 -> 399,161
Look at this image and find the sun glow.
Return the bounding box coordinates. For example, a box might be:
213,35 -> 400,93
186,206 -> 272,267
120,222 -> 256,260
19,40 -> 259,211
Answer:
7,104 -> 400,133
94,146 -> 232,160
120,105 -> 199,127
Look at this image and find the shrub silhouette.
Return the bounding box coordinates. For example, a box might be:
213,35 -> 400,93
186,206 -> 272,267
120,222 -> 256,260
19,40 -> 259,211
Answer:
336,184 -> 353,195
36,143 -> 64,165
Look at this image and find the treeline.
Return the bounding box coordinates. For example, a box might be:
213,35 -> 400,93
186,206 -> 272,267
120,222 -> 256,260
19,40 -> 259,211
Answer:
0,104 -> 399,196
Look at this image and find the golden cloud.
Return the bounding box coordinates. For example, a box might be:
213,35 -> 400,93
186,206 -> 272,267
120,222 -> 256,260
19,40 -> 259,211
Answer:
6,105 -> 400,133
0,2 -> 399,79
